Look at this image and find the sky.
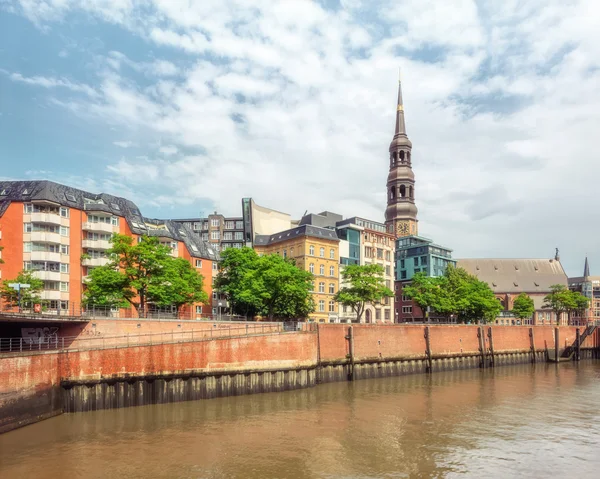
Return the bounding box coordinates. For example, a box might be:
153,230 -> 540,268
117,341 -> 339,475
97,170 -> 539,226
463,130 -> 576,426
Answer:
0,0 -> 599,277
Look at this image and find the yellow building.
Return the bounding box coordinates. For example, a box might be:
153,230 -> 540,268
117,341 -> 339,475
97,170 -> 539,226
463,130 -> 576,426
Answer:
253,225 -> 339,322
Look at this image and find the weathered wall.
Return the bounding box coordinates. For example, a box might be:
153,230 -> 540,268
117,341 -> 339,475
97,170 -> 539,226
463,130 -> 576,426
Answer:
0,353 -> 62,434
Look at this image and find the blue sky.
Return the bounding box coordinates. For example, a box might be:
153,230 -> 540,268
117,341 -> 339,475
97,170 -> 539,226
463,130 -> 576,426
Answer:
1,0 -> 599,276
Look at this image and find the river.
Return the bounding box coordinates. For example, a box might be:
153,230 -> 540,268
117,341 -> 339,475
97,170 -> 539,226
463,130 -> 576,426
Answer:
1,362 -> 600,478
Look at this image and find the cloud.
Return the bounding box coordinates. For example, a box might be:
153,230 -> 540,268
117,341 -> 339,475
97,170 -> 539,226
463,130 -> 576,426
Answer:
113,140 -> 134,148
7,72 -> 98,97
5,0 -> 600,275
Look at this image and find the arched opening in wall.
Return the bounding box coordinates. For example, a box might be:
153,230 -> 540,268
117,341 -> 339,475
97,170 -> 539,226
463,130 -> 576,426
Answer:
365,309 -> 371,323
409,186 -> 413,198
390,188 -> 396,200
399,184 -> 406,198
407,151 -> 411,163
400,151 -> 405,163
392,152 -> 397,165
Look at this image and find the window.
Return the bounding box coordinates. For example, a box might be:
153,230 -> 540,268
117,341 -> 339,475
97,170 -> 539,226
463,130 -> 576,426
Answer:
330,249 -> 335,259
24,204 -> 33,213
319,247 -> 325,257
24,223 -> 32,233
212,307 -> 217,315
24,242 -> 32,252
211,231 -> 220,240
212,292 -> 217,300
60,207 -> 69,218
385,310 -> 390,320
211,218 -> 220,227
319,282 -> 325,293
377,248 -> 383,259
414,257 -> 419,266
203,222 -> 209,230
402,306 -> 412,314
400,259 -> 405,269
421,256 -> 428,266
60,245 -> 69,255
234,232 -> 243,240
385,251 -> 391,261
386,265 -> 391,275
401,270 -> 407,279
309,245 -> 315,256
328,301 -> 335,312
195,259 -> 202,268
60,226 -> 69,236
290,247 -> 294,257
236,221 -> 243,229
212,262 -> 218,270
60,282 -> 69,292
223,232 -> 233,240
386,280 -> 391,288
283,249 -> 287,258
329,283 -> 335,294
319,264 -> 325,275
309,263 -> 314,273
65,193 -> 76,202
202,233 -> 208,241
60,263 -> 69,273
225,221 -> 234,229
196,306 -> 202,314
376,309 -> 381,320
330,266 -> 335,276
111,217 -> 118,226
318,300 -> 325,312
402,294 -> 410,302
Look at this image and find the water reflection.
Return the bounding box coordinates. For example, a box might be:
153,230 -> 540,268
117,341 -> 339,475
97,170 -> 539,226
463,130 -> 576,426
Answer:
1,362 -> 599,478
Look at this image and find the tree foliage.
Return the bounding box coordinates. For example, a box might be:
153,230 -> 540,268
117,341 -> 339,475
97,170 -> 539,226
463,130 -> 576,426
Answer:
543,284 -> 590,324
1,270 -> 44,306
215,247 -> 314,320
512,293 -> 535,320
403,265 -> 502,323
334,264 -> 393,322
83,234 -> 208,315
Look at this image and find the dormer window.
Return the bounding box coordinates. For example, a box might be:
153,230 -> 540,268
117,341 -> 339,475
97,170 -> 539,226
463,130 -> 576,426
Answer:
65,193 -> 76,202
0,189 -> 8,196
22,189 -> 30,196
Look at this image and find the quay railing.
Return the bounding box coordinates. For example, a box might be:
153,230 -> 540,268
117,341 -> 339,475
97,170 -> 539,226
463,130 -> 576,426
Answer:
0,323 -> 294,354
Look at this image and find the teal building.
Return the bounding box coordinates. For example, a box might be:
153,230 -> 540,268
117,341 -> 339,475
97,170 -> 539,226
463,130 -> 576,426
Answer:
395,236 -> 455,281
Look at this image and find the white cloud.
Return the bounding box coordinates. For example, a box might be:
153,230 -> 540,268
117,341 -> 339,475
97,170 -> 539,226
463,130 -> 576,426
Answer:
113,140 -> 134,148
7,72 -> 98,97
6,0 -> 600,275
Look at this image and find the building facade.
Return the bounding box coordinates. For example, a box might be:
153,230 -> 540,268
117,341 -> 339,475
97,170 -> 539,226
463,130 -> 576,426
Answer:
253,225 -> 339,323
337,217 -> 395,323
458,257 -> 569,326
0,180 -> 218,317
395,236 -> 456,322
569,257 -> 600,325
174,213 -> 245,252
385,77 -> 418,239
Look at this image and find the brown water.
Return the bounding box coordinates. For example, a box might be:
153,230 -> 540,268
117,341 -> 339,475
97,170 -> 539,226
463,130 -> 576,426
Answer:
1,362 -> 600,478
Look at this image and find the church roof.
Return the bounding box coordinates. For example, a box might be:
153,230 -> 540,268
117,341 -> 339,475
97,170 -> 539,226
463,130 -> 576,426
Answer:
456,258 -> 568,293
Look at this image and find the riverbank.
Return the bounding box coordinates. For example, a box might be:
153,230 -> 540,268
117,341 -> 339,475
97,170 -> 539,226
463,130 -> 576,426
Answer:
1,323 -> 598,434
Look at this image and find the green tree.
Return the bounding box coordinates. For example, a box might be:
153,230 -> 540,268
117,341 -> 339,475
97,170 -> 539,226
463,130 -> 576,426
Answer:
0,245 -> 4,264
543,284 -> 573,324
1,270 -> 44,307
148,257 -> 208,312
84,234 -> 208,316
512,292 -> 535,320
215,247 -> 315,320
569,291 -> 590,319
334,264 -> 394,323
401,272 -> 442,320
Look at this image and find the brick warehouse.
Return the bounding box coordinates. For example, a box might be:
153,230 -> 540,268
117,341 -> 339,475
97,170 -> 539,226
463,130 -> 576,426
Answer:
0,180 -> 219,317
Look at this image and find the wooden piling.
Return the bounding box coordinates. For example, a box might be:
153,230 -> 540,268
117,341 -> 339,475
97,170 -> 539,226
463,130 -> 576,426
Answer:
478,327 -> 486,369
576,328 -> 581,362
529,328 -> 536,363
346,326 -> 355,381
487,327 -> 495,368
424,326 -> 433,373
554,327 -> 560,363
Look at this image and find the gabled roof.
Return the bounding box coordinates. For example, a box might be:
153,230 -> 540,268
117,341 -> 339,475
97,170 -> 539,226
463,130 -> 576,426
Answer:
457,258 -> 567,293
254,224 -> 339,246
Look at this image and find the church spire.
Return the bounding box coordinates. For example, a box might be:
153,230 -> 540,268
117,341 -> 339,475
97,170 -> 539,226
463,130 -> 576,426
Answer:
584,256 -> 590,277
394,69 -> 407,137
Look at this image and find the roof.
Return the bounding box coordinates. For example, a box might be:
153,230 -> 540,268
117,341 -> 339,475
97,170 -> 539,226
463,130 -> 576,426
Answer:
254,224 -> 339,246
396,235 -> 453,252
0,180 -> 218,261
457,258 -> 567,294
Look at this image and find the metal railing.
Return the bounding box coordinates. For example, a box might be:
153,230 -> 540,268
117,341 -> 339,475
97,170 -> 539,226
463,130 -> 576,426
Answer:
0,302 -> 249,322
0,323 -> 291,354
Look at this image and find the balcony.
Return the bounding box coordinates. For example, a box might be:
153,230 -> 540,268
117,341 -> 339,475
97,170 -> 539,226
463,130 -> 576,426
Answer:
30,251 -> 61,262
82,222 -> 114,234
82,239 -> 111,250
82,257 -> 110,267
40,290 -> 61,301
33,270 -> 61,281
30,231 -> 62,244
30,212 -> 62,225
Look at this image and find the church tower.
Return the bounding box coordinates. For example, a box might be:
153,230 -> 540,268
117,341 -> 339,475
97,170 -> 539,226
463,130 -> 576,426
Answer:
385,74 -> 418,238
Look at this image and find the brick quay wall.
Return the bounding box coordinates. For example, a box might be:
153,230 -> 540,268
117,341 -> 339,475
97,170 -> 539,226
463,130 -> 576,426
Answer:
1,322 -> 598,434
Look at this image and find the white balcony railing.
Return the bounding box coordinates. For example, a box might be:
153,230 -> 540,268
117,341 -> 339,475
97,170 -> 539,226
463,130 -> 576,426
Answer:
40,290 -> 62,300
82,239 -> 111,250
30,251 -> 61,262
30,231 -> 62,244
33,270 -> 62,281
30,212 -> 62,225
82,257 -> 110,267
82,222 -> 114,234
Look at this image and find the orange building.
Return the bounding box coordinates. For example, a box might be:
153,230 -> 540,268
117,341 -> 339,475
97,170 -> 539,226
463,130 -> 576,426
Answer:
0,181 -> 217,317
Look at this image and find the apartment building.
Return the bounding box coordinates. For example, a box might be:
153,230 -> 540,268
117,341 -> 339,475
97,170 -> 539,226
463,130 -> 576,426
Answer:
253,225 -> 340,322
173,213 -> 245,252
336,217 -> 395,323
0,180 -> 218,317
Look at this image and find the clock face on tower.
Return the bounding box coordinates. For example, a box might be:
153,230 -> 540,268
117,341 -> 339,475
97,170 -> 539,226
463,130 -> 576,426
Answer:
396,221 -> 410,236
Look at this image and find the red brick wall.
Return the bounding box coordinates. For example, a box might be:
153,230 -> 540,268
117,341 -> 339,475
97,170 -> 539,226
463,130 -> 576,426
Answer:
0,203 -> 24,288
